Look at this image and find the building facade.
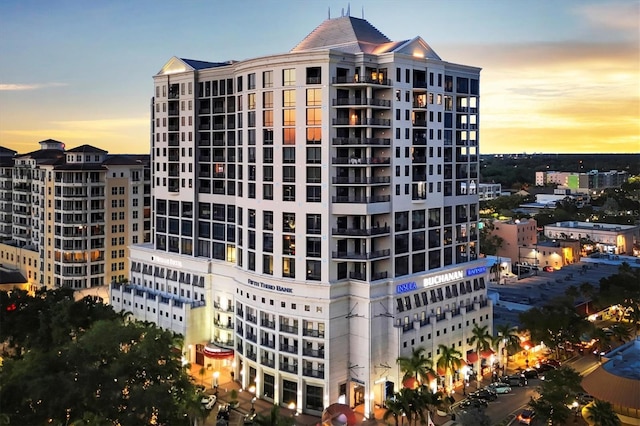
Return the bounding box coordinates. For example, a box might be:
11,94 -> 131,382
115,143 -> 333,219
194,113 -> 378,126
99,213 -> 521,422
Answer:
535,170 -> 629,193
544,221 -> 638,256
490,218 -> 538,266
113,16 -> 491,417
0,140 -> 150,291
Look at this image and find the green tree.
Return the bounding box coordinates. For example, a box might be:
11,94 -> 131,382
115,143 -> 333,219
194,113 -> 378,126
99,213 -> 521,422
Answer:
469,324 -> 492,387
436,344 -> 463,391
529,366 -> 584,425
0,289 -> 197,426
493,323 -> 520,372
396,346 -> 435,387
254,404 -> 295,426
382,396 -> 404,426
478,220 -> 504,256
585,400 -> 621,426
610,324 -> 632,343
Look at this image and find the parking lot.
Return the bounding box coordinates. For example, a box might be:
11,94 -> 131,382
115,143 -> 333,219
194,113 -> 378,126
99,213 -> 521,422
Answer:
490,261 -> 620,329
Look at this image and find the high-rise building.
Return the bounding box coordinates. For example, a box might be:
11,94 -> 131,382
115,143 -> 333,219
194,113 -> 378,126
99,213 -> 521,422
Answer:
0,139 -> 150,291
113,15 -> 491,417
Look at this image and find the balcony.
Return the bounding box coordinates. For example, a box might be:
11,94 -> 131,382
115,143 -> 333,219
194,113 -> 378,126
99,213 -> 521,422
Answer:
260,357 -> 275,368
331,195 -> 391,204
279,324 -> 298,334
302,347 -> 325,359
303,329 -> 325,338
332,226 -> 390,237
332,118 -> 391,127
332,97 -> 391,107
332,75 -> 392,86
261,319 -> 275,329
332,137 -> 390,146
246,351 -> 257,361
331,249 -> 390,260
261,339 -> 275,349
303,368 -> 325,379
246,314 -> 257,324
280,362 -> 298,374
332,176 -> 390,185
331,156 -> 390,165
246,333 -> 257,343
280,344 -> 298,354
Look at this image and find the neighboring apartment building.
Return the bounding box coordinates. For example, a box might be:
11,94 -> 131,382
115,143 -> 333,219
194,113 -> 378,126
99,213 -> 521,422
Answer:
544,221 -> 638,256
490,218 -> 538,266
535,170 -> 629,193
477,183 -> 502,201
112,15 -> 491,417
0,140 -> 151,290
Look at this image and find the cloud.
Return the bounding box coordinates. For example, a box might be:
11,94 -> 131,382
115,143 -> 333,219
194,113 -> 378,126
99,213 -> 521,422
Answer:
575,1 -> 640,33
0,82 -> 68,91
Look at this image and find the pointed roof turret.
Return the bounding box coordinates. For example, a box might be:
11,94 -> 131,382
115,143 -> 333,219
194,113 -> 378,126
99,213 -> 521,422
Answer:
291,16 -> 395,54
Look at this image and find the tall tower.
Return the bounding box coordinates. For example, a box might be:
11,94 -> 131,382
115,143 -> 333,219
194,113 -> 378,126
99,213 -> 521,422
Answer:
118,15 -> 490,418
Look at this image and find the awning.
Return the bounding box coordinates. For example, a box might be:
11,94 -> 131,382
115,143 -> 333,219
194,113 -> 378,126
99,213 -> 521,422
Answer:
203,343 -> 234,359
467,351 -> 478,363
481,349 -> 495,358
403,377 -> 418,389
520,340 -> 533,350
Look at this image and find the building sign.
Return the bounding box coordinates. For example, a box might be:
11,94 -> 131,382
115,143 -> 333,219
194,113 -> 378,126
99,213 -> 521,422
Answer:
247,278 -> 293,294
151,255 -> 183,268
466,266 -> 487,277
423,270 -> 464,288
396,281 -> 418,294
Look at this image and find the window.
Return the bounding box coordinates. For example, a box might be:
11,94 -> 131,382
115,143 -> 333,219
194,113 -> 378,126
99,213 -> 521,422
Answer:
283,109 -> 296,126
307,127 -> 321,144
282,257 -> 295,278
306,261 -> 321,282
263,91 -> 273,108
283,90 -> 295,107
283,147 -> 295,163
283,128 -> 296,145
283,69 -> 296,86
248,93 -> 256,109
306,186 -> 321,202
306,167 -> 321,183
306,147 -> 321,164
306,88 -> 321,106
283,185 -> 295,201
262,70 -> 273,88
307,237 -> 321,257
248,73 -> 256,90
306,108 -> 321,125
263,110 -> 273,127
283,166 -> 296,182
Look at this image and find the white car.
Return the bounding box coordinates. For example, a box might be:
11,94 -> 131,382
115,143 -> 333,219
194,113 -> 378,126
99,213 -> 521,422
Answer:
488,382 -> 512,394
201,394 -> 217,410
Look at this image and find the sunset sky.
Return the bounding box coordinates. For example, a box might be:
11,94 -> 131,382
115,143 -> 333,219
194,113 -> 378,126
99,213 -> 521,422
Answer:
0,0 -> 638,155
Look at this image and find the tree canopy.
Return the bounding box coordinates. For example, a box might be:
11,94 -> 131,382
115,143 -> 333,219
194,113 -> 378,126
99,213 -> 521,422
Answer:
0,289 -> 199,426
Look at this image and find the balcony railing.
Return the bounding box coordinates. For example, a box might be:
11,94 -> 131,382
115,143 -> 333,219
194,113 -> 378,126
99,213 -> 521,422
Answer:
280,362 -> 298,373
331,156 -> 390,165
332,226 -> 390,237
302,329 -> 325,338
302,368 -> 325,379
280,344 -> 298,354
260,339 -> 275,349
332,249 -> 391,260
279,324 -> 298,334
260,357 -> 275,368
332,176 -> 390,185
331,195 -> 391,204
332,137 -> 391,146
302,348 -> 325,358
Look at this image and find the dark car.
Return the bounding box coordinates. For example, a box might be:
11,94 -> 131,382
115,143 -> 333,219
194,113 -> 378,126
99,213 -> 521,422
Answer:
469,388 -> 497,401
536,363 -> 557,374
521,368 -> 539,379
460,398 -> 488,409
501,374 -> 527,387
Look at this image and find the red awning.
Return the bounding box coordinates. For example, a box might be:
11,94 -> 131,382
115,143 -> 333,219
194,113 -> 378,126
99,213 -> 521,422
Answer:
481,349 -> 495,358
203,343 -> 234,359
403,377 -> 418,389
436,366 -> 446,376
467,351 -> 478,363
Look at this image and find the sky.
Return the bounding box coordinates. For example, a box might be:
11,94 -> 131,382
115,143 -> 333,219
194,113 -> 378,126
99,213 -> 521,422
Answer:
0,0 -> 638,155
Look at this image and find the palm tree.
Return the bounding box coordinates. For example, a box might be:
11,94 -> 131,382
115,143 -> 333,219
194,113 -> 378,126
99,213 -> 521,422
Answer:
610,324 -> 632,343
585,400 -> 621,426
469,324 -> 492,388
396,346 -> 435,387
436,344 -> 463,391
383,396 -> 405,426
494,323 -> 520,372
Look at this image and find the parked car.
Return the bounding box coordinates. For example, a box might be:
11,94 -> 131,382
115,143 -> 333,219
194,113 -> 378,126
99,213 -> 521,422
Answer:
521,368 -> 539,379
469,388 -> 497,401
536,363 -> 557,374
488,382 -> 512,394
518,409 -> 535,425
201,395 -> 217,410
460,398 -> 488,409
543,266 -> 554,272
576,392 -> 594,404
217,404 -> 230,420
501,374 -> 527,387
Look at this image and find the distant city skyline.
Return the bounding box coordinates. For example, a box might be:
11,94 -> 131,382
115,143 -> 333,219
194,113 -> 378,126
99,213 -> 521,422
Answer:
0,0 -> 638,154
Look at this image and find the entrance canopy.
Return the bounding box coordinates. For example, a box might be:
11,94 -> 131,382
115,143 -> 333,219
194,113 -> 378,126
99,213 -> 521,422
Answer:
203,342 -> 234,359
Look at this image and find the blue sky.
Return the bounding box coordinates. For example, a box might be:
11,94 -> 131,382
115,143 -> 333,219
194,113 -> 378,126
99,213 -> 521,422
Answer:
1,0 -> 638,154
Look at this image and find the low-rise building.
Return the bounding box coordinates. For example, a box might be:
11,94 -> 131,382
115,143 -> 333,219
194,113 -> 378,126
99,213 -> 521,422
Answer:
544,221 -> 638,256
